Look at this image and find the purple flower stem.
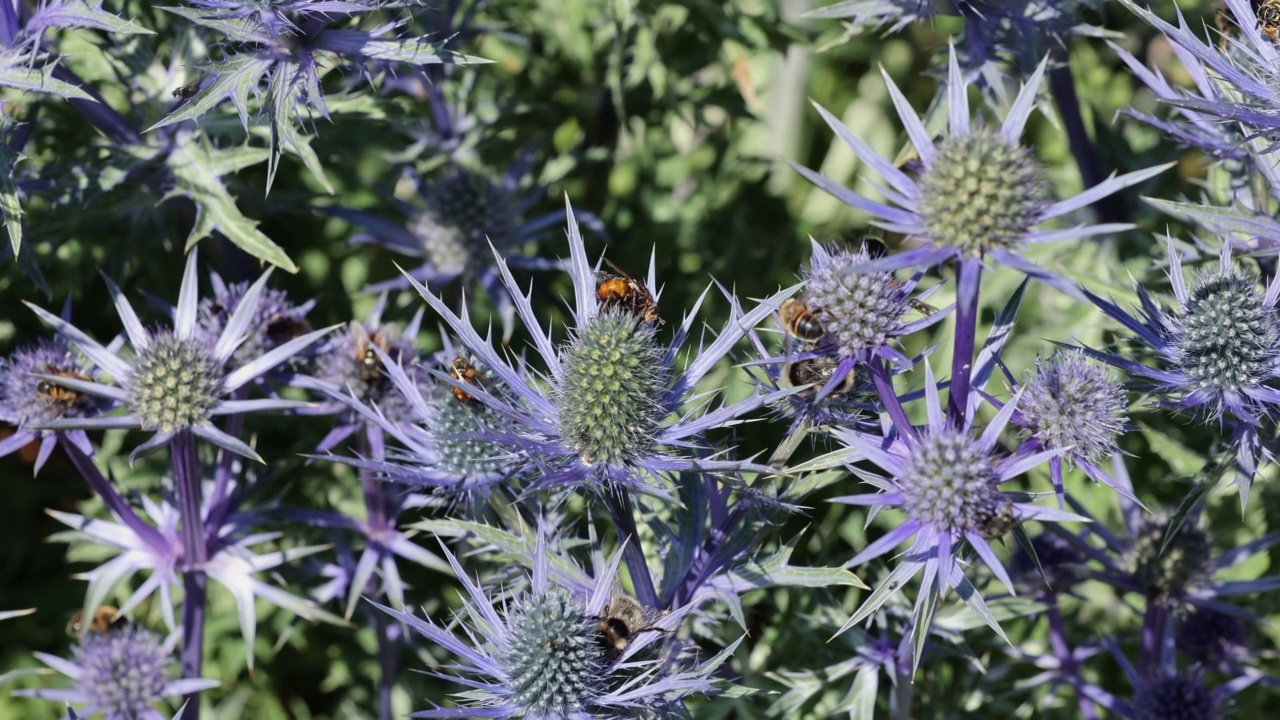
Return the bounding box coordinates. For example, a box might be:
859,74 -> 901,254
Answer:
50,65 -> 141,145
603,482 -> 658,608
204,404 -> 246,545
1046,596 -> 1098,720
61,436 -> 167,549
1138,602 -> 1168,679
358,428 -> 396,720
173,429 -> 208,720
1047,57 -> 1121,225
947,259 -> 982,428
869,360 -> 913,436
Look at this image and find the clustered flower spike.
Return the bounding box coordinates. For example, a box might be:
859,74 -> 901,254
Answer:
14,625 -> 217,720
373,535 -> 733,718
1081,240 -> 1280,506
828,362 -> 1085,666
23,250 -> 333,463
793,43 -> 1168,295
403,197 -> 795,497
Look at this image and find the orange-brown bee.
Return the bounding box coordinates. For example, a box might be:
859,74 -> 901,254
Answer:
781,358 -> 856,398
778,296 -> 826,344
66,606 -> 125,638
1260,0 -> 1280,40
596,259 -> 662,325
172,83 -> 198,100
37,367 -> 90,404
447,356 -> 483,403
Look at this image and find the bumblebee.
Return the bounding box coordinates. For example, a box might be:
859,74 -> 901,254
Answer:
1261,0 -> 1280,40
778,296 -> 826,344
67,606 -> 125,637
781,358 -> 856,398
596,259 -> 662,325
978,504 -> 1019,540
597,592 -> 666,656
264,314 -> 312,346
447,356 -> 483,403
36,367 -> 90,404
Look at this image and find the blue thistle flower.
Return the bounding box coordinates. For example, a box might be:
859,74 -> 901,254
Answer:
374,535 -> 737,718
1013,349 -> 1130,504
793,44 -> 1168,294
1175,607 -> 1251,669
23,250 -> 333,463
14,625 -> 218,720
1081,240 -> 1280,505
829,362 -> 1083,665
198,272 -> 315,372
0,336 -> 107,474
405,198 -> 794,497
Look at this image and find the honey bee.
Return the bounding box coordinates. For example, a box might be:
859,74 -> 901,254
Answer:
36,367 -> 90,404
172,83 -> 199,100
596,259 -> 662,325
66,606 -> 125,637
447,356 -> 483,403
778,295 -> 826,344
597,592 -> 667,656
1260,0 -> 1280,40
352,324 -> 393,383
978,504 -> 1019,540
781,358 -> 856,398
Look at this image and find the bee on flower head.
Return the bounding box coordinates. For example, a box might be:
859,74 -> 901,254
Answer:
446,356 -> 483,403
66,606 -> 126,638
596,591 -> 668,658
1260,0 -> 1280,40
36,366 -> 90,405
351,322 -> 394,384
778,295 -> 827,345
595,258 -> 662,325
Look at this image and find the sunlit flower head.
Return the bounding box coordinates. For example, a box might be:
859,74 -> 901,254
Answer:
793,44 -> 1167,294
828,362 -> 1083,664
405,197 -> 793,498
14,625 -> 216,720
373,534 -> 733,718
24,250 -> 332,463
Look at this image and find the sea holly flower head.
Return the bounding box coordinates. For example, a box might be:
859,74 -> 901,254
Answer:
374,534 -> 735,718
1175,607 -> 1252,669
793,43 -> 1167,293
14,625 -> 217,720
829,362 -> 1083,665
0,336 -> 106,473
1081,240 -> 1280,504
405,197 -> 794,497
198,272 -> 315,371
23,250 -> 333,463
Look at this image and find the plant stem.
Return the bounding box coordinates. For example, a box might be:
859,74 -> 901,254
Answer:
948,259 -> 981,428
358,428 -> 396,720
603,482 -> 658,608
173,429 -> 207,720
1046,596 -> 1098,719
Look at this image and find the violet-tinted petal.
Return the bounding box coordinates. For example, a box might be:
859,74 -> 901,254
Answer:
1040,164 -> 1172,221
1000,54 -> 1048,143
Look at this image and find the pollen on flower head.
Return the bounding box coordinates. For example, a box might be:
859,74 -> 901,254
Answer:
1018,350 -> 1127,463
556,309 -> 666,467
413,166 -> 519,277
802,243 -> 909,358
128,333 -> 222,433
897,429 -> 1002,532
1127,512 -> 1215,604
1173,267 -> 1280,395
74,626 -> 171,720
0,339 -> 101,427
917,129 -> 1046,256
499,589 -> 603,716
1131,673 -> 1219,720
